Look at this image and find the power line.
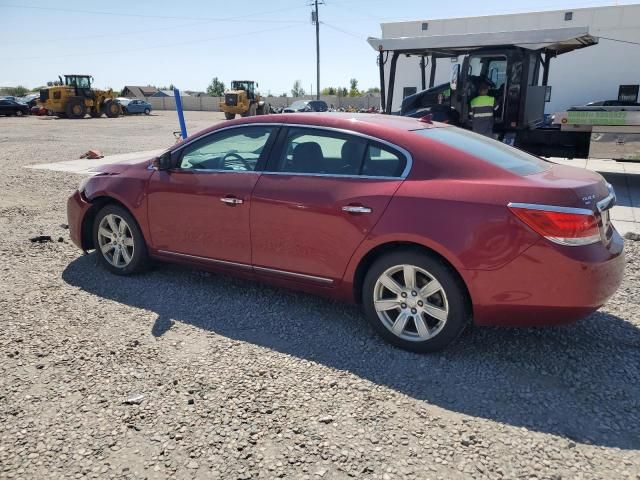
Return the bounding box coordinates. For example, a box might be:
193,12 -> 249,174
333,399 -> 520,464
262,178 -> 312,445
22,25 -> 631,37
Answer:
0,23 -> 303,61
2,20 -> 213,46
598,36 -> 640,46
0,3 -> 309,23
321,21 -> 367,40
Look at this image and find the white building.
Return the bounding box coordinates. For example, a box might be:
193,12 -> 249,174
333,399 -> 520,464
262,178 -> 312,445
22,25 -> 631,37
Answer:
378,4 -> 640,112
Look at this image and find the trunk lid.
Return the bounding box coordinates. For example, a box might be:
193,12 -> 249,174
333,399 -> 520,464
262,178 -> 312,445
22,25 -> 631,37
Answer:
519,162 -> 616,244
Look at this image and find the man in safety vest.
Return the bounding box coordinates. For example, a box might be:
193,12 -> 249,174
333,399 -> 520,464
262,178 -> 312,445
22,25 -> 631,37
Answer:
469,82 -> 496,136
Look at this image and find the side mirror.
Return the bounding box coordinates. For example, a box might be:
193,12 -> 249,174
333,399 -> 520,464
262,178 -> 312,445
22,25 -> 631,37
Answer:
152,151 -> 172,170
450,64 -> 460,91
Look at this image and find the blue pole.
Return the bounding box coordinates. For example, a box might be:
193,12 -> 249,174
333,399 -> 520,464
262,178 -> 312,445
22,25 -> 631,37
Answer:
174,88 -> 188,140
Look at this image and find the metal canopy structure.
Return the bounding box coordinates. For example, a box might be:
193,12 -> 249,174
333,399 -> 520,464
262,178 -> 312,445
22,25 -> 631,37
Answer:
368,27 -> 599,113
367,27 -> 598,55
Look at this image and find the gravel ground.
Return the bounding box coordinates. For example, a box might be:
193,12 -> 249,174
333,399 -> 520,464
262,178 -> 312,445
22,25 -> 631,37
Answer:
1,112 -> 639,480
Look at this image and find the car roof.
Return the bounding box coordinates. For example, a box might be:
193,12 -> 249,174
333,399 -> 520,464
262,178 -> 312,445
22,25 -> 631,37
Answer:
243,112 -> 441,131
174,113 -> 443,151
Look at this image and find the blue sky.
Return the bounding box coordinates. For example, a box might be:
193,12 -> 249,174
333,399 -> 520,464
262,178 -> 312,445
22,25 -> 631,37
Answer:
0,0 -> 632,94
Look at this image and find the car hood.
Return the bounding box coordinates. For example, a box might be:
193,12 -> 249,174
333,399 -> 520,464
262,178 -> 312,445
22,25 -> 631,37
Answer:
89,150 -> 164,175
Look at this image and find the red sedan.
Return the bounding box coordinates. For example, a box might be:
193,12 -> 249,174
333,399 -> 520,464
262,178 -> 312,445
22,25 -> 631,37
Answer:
67,114 -> 624,352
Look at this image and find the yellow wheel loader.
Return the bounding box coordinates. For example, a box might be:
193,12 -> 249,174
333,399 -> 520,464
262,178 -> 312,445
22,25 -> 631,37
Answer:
39,75 -> 121,119
220,80 -> 269,120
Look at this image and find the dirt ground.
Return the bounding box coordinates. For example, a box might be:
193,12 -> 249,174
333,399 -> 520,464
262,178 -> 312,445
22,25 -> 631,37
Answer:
1,111 -> 639,480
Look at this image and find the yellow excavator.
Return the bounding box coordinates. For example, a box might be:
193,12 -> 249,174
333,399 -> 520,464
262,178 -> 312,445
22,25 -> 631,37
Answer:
39,74 -> 121,119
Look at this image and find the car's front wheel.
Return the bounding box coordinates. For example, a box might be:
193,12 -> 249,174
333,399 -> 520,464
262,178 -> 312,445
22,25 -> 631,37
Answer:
362,250 -> 470,352
15,110 -> 24,117
144,108 -> 150,115
92,204 -> 148,275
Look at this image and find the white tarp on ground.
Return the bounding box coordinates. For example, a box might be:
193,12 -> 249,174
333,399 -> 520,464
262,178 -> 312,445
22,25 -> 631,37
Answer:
25,149 -> 164,175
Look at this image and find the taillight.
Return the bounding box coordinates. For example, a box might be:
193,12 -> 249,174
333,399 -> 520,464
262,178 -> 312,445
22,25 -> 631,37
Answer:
508,203 -> 600,246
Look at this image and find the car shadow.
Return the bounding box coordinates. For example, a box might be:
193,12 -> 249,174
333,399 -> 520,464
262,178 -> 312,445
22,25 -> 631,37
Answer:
62,254 -> 640,450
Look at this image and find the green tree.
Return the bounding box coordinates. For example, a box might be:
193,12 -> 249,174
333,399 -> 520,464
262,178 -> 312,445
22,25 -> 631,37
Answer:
206,77 -> 226,96
291,80 -> 305,97
366,87 -> 381,94
349,78 -> 360,97
2,85 -> 29,96
321,87 -> 337,95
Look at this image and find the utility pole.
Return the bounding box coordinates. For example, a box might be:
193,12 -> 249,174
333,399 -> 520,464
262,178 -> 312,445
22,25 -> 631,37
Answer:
311,0 -> 323,100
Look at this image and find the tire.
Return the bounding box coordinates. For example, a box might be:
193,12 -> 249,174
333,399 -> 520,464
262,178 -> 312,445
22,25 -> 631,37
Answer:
362,249 -> 470,353
89,109 -> 102,118
65,98 -> 86,119
92,204 -> 149,275
103,100 -> 120,118
144,108 -> 150,115
224,112 -> 235,120
15,109 -> 24,117
257,103 -> 270,115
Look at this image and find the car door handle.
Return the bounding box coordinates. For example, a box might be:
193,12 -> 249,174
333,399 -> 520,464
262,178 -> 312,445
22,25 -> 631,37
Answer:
220,197 -> 243,205
342,205 -> 372,214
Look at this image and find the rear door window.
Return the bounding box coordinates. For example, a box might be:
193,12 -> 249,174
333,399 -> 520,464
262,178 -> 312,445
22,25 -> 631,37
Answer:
415,127 -> 550,175
272,128 -> 367,175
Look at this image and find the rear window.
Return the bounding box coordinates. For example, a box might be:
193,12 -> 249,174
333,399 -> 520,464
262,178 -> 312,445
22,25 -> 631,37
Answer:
415,128 -> 550,176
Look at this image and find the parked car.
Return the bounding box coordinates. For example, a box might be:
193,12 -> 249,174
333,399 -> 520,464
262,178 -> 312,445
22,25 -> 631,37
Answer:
0,99 -> 30,116
123,99 -> 152,115
307,100 -> 328,112
67,113 -> 624,352
568,100 -> 640,111
18,94 -> 39,108
283,100 -> 311,113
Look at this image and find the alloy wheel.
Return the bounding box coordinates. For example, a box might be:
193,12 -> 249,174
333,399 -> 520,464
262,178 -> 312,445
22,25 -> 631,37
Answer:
97,214 -> 135,268
373,264 -> 449,342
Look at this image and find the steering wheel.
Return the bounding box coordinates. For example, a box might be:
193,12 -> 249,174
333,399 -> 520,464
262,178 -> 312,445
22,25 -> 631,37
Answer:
222,152 -> 251,170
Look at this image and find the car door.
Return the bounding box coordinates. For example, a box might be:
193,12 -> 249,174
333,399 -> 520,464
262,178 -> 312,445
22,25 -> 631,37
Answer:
0,100 -> 9,115
146,124 -> 278,266
250,126 -> 409,284
129,100 -> 140,113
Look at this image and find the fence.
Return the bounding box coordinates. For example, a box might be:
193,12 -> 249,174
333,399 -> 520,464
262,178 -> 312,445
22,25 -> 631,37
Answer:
146,94 -> 381,112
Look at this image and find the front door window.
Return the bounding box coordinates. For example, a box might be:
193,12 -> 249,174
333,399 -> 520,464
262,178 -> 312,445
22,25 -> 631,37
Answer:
180,126 -> 275,172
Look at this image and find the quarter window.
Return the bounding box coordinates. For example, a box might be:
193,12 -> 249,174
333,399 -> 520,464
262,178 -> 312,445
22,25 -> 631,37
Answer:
362,143 -> 407,178
179,126 -> 275,171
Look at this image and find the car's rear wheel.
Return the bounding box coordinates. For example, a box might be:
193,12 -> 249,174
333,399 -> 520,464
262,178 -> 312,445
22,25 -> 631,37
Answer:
362,250 -> 470,352
225,112 -> 235,120
93,204 -> 148,275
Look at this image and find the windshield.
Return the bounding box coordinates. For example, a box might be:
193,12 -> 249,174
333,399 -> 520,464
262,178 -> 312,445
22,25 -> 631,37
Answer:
65,76 -> 91,88
415,128 -> 550,176
290,101 -> 307,109
231,81 -> 253,91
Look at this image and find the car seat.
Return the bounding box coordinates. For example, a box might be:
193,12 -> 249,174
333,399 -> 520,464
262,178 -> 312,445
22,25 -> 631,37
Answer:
291,142 -> 324,173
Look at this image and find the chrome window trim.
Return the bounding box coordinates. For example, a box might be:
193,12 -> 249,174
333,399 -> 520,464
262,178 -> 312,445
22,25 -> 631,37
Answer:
172,168 -> 261,175
170,122 -> 414,179
260,171 -> 403,181
156,250 -> 334,284
507,202 -> 594,216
